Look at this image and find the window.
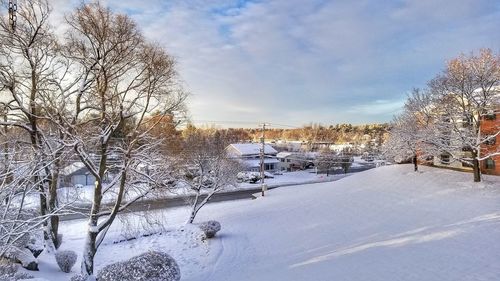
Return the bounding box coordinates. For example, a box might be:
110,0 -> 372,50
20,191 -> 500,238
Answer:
265,163 -> 275,170
485,158 -> 495,170
440,153 -> 450,164
286,159 -> 291,163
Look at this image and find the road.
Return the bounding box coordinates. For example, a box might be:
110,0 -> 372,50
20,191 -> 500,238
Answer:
61,165 -> 375,221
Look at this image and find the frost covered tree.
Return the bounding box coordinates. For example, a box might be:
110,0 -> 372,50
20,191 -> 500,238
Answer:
315,150 -> 337,176
385,89 -> 435,172
56,3 -> 187,277
0,0 -> 70,250
425,49 -> 500,182
0,149 -> 42,259
393,49 -> 500,181
179,131 -> 239,224
385,112 -> 421,171
0,143 -> 72,269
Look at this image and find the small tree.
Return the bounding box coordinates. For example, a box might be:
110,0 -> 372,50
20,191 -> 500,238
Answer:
338,154 -> 353,174
179,131 -> 239,224
315,150 -> 337,176
0,144 -> 72,267
385,111 -> 422,171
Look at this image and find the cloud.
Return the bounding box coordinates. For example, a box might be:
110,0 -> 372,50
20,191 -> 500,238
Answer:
50,0 -> 500,127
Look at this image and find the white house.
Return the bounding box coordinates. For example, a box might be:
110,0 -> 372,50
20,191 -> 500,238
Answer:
226,143 -> 279,172
276,152 -> 304,171
61,162 -> 96,187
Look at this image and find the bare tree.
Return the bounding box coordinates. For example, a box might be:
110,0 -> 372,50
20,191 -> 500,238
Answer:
57,3 -> 187,277
0,139 -> 74,269
315,149 -> 337,176
0,0 -> 68,250
426,49 -> 500,182
179,131 -> 239,224
385,89 -> 435,172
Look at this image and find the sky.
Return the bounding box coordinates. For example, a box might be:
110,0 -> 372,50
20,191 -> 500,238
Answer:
51,0 -> 500,128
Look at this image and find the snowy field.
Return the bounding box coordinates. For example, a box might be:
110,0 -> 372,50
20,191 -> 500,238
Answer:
29,164 -> 500,280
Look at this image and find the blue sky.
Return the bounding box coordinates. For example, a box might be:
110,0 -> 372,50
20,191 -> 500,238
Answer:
53,0 -> 500,127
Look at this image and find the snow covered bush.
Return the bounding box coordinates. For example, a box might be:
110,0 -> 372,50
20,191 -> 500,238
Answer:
97,251 -> 180,281
0,208 -> 41,271
198,220 -> 221,238
55,250 -> 77,273
0,261 -> 17,278
0,260 -> 34,280
26,232 -> 45,258
2,248 -> 38,271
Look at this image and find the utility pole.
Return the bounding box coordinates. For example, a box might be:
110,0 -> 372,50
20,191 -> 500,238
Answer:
259,123 -> 270,196
8,0 -> 17,32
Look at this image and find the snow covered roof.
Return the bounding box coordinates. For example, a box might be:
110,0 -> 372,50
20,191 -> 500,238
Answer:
61,162 -> 87,176
276,152 -> 294,158
228,143 -> 278,156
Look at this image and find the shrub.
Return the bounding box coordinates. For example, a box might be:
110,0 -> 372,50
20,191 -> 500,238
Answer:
0,261 -> 18,278
3,248 -> 38,271
0,260 -> 34,280
26,231 -> 44,258
198,220 -> 221,238
55,250 -> 77,273
97,251 -> 180,281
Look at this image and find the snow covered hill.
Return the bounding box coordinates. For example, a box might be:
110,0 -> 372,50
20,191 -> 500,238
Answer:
30,165 -> 500,281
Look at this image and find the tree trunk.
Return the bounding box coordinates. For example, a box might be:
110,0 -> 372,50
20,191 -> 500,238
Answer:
413,155 -> 418,172
81,231 -> 97,277
48,155 -> 62,249
188,209 -> 197,224
473,158 -> 481,182
188,192 -> 201,224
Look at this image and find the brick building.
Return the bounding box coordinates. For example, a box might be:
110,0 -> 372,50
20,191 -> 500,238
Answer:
480,108 -> 500,175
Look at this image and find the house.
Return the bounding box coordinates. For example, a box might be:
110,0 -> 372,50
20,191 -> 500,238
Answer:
61,162 -> 96,187
276,152 -> 301,171
226,143 -> 279,173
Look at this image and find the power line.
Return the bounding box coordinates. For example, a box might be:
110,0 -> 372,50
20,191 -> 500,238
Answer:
185,119 -> 302,129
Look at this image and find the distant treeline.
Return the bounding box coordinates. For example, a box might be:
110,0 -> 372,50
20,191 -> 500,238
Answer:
184,123 -> 390,145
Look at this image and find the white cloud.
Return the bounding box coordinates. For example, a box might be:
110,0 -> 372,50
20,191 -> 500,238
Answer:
49,0 -> 500,126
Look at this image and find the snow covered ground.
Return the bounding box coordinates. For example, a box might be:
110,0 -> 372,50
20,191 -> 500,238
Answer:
28,164 -> 500,280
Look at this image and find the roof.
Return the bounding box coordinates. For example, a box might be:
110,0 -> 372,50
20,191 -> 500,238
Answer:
61,162 -> 88,176
276,152 -> 294,158
228,143 -> 278,156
